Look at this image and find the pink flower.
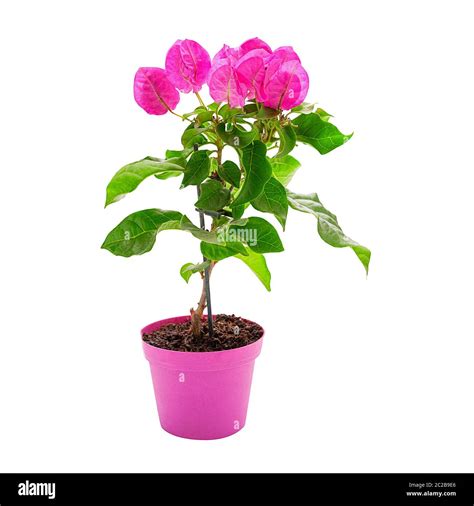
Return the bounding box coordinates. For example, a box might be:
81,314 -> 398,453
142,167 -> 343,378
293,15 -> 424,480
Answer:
235,49 -> 269,101
133,67 -> 180,115
208,64 -> 246,108
212,44 -> 241,66
165,39 -> 211,93
213,38 -> 271,67
268,46 -> 301,64
209,38 -> 272,106
208,39 -> 309,110
239,37 -> 272,55
263,59 -> 309,110
263,46 -> 301,91
262,46 -> 309,109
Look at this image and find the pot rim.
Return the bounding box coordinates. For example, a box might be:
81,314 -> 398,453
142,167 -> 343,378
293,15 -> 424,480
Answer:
141,315 -> 264,371
141,314 -> 264,354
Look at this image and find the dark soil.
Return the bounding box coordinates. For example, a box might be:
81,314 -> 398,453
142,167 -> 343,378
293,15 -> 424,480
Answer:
142,314 -> 263,352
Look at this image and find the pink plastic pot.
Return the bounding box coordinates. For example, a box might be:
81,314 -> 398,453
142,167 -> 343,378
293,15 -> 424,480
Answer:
142,316 -> 264,440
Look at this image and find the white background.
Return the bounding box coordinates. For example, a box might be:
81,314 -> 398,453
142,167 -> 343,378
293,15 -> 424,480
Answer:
1,0 -> 473,472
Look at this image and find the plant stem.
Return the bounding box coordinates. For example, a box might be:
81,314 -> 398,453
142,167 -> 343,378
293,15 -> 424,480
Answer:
195,92 -> 207,109
191,261 -> 215,337
216,140 -> 223,166
169,109 -> 192,122
191,184 -> 215,338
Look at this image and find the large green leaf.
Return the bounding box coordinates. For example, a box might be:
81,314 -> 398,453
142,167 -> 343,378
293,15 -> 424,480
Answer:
101,209 -> 183,257
235,248 -> 271,291
105,157 -> 185,206
195,179 -> 231,211
251,177 -> 288,229
287,191 -> 371,274
218,160 -> 241,188
231,141 -> 272,207
228,216 -> 284,254
270,155 -> 301,187
180,261 -> 210,283
216,123 -> 258,148
275,124 -> 297,158
102,210 -> 223,257
200,241 -> 248,261
182,150 -> 210,187
293,113 -> 352,154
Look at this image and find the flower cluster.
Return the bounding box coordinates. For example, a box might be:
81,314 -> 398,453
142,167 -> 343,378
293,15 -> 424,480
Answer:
134,37 -> 309,115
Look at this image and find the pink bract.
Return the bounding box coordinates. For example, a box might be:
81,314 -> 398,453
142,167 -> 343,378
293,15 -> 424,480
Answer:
235,49 -> 269,101
269,46 -> 301,64
263,60 -> 309,110
263,46 -> 301,90
165,39 -> 211,93
134,67 -> 180,115
239,37 -> 272,56
208,64 -> 246,108
212,44 -> 241,66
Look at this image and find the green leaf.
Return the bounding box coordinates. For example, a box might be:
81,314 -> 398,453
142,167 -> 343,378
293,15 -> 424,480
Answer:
101,209 -> 183,257
218,160 -> 241,188
154,170 -> 184,181
182,106 -> 207,119
182,150 -> 210,187
219,105 -> 244,121
102,211 -> 220,257
256,106 -> 279,119
290,102 -> 316,114
200,241 -> 247,261
195,179 -> 231,211
165,148 -> 193,159
178,215 -> 219,244
181,124 -> 208,148
243,103 -> 279,119
315,108 -> 332,122
231,141 -> 272,207
270,155 -> 301,187
276,124 -> 297,158
231,203 -> 247,219
251,177 -> 288,229
216,123 -> 257,148
293,113 -> 352,154
105,157 -> 185,206
235,248 -> 271,291
229,216 -> 284,254
243,103 -> 258,115
180,261 -> 210,283
196,110 -> 215,125
287,191 -> 371,274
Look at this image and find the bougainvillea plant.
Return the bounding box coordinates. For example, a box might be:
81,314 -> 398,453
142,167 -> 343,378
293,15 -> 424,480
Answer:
102,37 -> 371,338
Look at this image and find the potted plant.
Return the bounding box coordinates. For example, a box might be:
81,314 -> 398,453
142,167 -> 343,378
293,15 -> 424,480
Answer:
102,37 -> 371,440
